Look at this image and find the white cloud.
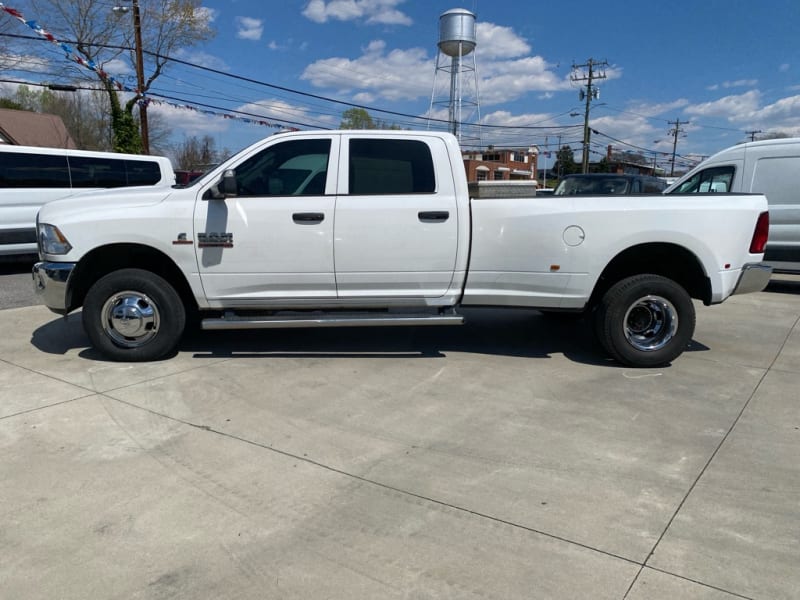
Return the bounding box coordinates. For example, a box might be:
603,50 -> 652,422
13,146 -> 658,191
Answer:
195,7 -> 218,24
103,58 -> 134,77
707,79 -> 758,91
302,0 -> 412,25
301,40 -> 432,101
740,95 -> 800,137
301,22 -> 568,106
172,48 -> 229,71
681,90 -> 800,137
625,99 -> 690,117
148,101 -> 230,135
479,56 -> 572,105
353,92 -> 377,103
685,90 -> 762,121
725,79 -> 758,88
236,16 -> 264,41
1,54 -> 51,72
591,113 -> 660,144
236,98 -> 338,129
475,23 -> 530,59
149,98 -> 342,145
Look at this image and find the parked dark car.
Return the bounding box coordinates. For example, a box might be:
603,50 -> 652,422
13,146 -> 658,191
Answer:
554,173 -> 667,195
174,169 -> 205,185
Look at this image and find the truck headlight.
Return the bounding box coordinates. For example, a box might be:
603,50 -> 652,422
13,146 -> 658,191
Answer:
38,223 -> 72,255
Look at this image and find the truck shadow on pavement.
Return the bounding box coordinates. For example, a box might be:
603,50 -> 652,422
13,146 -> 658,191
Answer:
30,308 -> 710,368
766,277 -> 800,296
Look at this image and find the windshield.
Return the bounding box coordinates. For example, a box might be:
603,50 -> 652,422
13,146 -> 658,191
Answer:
554,176 -> 631,195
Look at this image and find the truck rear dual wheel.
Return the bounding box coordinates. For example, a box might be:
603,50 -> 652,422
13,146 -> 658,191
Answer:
82,269 -> 186,362
594,274 -> 695,367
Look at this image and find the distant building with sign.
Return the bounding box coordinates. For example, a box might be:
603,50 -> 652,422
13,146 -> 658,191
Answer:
462,146 -> 538,184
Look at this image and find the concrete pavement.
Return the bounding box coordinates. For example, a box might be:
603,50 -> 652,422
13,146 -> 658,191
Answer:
1,277 -> 798,599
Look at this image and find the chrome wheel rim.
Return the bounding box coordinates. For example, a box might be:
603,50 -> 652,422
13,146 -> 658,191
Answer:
623,295 -> 678,352
100,290 -> 160,348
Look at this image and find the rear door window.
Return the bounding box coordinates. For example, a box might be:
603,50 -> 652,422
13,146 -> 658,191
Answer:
348,139 -> 435,195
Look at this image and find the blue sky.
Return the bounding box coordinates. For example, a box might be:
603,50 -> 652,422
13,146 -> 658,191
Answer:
3,0 -> 800,171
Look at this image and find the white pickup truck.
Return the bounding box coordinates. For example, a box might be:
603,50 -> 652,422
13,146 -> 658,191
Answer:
33,130 -> 771,367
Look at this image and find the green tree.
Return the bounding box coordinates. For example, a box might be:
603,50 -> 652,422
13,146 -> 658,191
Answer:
339,108 -> 403,130
340,108 -> 375,129
595,157 -> 611,173
554,145 -> 580,176
0,98 -> 24,110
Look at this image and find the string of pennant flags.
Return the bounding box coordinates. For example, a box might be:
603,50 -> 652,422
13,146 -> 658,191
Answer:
0,2 -> 298,131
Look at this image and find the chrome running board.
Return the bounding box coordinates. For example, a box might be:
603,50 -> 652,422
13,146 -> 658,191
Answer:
202,311 -> 464,331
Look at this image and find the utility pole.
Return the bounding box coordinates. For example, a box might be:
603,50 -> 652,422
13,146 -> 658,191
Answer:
542,135 -> 548,189
571,58 -> 608,173
132,0 -> 149,154
746,129 -> 762,142
114,0 -> 149,154
668,118 -> 688,177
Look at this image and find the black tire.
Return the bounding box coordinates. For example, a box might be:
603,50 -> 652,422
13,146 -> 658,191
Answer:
82,269 -> 186,362
594,274 -> 695,367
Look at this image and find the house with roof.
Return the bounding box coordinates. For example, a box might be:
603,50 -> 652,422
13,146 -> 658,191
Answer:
0,108 -> 76,148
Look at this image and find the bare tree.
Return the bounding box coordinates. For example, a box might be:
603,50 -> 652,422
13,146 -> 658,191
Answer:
171,134 -> 219,170
13,0 -> 213,153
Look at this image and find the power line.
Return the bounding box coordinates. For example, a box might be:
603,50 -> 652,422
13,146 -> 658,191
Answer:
0,77 -> 325,130
0,32 -> 588,134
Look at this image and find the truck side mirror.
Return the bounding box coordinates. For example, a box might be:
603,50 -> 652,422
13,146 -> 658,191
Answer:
204,169 -> 238,200
220,169 -> 238,197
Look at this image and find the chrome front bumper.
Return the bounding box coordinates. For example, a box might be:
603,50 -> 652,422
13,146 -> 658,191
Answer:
32,262 -> 76,315
732,262 -> 773,295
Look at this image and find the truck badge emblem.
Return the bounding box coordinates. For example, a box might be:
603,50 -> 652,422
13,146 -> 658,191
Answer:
172,232 -> 193,245
198,232 -> 234,248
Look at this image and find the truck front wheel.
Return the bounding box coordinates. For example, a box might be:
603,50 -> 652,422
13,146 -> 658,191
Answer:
594,274 -> 695,367
82,269 -> 186,362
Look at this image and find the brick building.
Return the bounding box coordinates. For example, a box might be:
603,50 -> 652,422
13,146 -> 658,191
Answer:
462,146 -> 538,183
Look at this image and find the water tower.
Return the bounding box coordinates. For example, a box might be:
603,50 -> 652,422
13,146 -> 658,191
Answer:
429,8 -> 481,143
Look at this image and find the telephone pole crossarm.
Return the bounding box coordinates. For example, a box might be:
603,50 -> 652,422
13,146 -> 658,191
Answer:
746,129 -> 762,142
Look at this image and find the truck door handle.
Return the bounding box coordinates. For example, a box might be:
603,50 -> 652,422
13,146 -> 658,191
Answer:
418,211 -> 449,223
293,212 -> 325,224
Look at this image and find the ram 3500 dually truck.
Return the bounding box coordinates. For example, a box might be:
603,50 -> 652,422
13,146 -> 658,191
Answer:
33,130 -> 771,367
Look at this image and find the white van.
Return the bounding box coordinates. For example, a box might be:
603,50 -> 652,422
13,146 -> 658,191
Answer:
665,138 -> 800,274
0,145 -> 175,257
